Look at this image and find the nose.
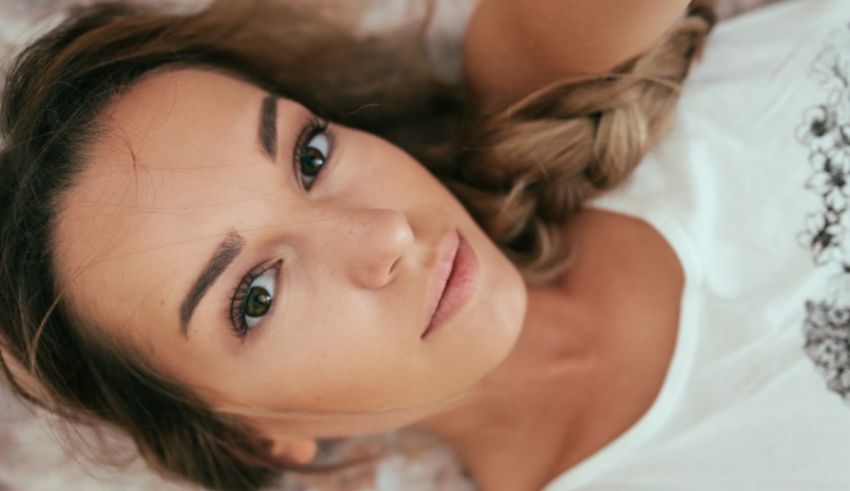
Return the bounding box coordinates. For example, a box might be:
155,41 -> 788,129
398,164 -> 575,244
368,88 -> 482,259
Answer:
321,207 -> 414,289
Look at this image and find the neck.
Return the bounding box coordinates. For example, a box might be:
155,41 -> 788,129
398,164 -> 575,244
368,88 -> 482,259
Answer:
411,285 -> 604,491
409,210 -> 684,491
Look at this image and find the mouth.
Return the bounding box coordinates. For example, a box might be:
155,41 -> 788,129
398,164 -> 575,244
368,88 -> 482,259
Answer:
421,229 -> 479,340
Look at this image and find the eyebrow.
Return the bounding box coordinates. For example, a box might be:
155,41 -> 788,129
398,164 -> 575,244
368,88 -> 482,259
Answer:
258,94 -> 278,160
179,230 -> 246,337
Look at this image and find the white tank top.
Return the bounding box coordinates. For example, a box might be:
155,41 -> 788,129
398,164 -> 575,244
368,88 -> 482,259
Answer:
544,1 -> 850,489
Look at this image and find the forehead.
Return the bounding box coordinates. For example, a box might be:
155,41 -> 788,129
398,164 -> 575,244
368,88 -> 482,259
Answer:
53,67 -> 276,349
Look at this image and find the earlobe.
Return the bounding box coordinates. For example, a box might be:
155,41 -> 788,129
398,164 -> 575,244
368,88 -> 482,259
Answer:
262,435 -> 318,467
0,344 -> 52,405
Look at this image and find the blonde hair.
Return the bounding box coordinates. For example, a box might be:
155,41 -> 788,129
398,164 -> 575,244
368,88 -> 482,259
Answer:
448,4 -> 715,285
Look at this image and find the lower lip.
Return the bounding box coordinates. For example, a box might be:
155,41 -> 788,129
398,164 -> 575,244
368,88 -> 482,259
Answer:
422,231 -> 479,340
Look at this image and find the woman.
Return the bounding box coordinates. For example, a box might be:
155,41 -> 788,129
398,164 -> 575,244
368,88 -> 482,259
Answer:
0,0 -> 847,490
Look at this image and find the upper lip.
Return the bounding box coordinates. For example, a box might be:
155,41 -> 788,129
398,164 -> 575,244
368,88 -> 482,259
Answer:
423,229 -> 460,335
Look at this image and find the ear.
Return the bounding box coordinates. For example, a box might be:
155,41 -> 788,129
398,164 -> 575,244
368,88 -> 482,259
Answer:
261,434 -> 318,467
0,344 -> 51,404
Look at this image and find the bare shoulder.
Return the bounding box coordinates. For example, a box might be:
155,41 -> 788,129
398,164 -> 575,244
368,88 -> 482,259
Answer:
542,207 -> 686,475
463,0 -> 691,113
559,207 -> 684,302
556,207 -> 685,369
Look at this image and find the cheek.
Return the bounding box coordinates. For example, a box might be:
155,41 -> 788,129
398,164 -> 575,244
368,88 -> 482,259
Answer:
256,281 -> 426,410
344,130 -> 429,183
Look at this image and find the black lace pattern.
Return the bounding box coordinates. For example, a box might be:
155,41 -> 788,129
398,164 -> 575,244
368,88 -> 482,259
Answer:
797,24 -> 850,404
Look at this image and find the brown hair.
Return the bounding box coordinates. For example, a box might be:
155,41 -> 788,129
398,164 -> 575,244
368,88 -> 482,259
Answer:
0,1 -> 715,489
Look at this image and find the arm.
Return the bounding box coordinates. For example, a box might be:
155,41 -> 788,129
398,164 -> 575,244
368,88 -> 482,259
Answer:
463,0 -> 692,113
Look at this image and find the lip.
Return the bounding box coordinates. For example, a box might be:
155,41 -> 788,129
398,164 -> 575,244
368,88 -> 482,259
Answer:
421,229 -> 479,340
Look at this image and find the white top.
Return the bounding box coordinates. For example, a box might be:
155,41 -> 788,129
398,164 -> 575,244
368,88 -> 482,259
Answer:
544,1 -> 850,489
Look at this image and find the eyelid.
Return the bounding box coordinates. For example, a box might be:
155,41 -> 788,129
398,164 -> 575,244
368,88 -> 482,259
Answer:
228,259 -> 283,341
224,109 -> 327,342
291,112 -> 331,191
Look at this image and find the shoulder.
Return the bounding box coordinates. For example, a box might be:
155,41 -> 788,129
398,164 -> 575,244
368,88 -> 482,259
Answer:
462,0 -> 691,113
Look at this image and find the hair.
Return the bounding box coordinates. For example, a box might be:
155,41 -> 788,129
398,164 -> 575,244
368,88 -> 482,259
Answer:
0,1 -> 716,489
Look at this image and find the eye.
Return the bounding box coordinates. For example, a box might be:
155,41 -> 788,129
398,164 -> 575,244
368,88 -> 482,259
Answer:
229,261 -> 281,339
294,117 -> 331,191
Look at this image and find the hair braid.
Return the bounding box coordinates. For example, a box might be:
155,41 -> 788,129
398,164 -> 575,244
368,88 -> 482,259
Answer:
446,5 -> 716,285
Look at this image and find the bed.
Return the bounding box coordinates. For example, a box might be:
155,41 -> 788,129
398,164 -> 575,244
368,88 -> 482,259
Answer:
0,1 -> 780,489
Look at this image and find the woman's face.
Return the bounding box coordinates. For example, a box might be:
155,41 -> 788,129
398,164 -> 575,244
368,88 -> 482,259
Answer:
53,68 -> 527,439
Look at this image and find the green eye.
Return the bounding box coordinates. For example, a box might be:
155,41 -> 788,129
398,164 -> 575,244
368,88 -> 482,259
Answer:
230,261 -> 281,339
245,286 -> 272,318
300,146 -> 326,177
296,123 -> 330,191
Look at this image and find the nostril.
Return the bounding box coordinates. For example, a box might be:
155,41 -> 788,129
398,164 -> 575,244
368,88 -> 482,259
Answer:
389,257 -> 401,276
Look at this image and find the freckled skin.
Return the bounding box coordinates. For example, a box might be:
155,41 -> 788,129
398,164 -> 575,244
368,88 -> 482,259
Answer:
54,68 -> 528,454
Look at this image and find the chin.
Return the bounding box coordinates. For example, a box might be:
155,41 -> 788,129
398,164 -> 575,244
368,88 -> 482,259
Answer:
487,259 -> 528,367
452,243 -> 528,385
484,228 -> 529,354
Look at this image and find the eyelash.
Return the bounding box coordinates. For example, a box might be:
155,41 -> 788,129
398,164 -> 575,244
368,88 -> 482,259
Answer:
229,261 -> 281,339
226,114 -> 332,340
292,115 -> 331,191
